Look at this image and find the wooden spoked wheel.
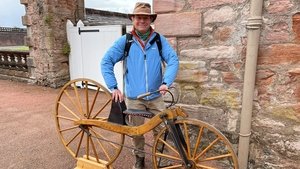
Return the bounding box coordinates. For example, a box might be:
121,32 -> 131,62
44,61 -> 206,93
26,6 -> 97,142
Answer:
152,119 -> 238,169
55,78 -> 124,165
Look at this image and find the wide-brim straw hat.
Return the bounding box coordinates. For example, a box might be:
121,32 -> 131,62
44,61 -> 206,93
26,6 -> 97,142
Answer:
128,2 -> 157,22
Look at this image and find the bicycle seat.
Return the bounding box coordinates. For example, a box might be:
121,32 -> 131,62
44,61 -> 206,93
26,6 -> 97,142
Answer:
123,109 -> 155,118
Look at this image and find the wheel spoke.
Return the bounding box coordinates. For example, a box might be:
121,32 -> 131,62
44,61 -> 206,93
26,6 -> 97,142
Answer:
158,138 -> 180,156
60,125 -> 79,132
57,115 -> 77,121
196,164 -> 217,169
155,152 -> 182,161
86,131 -> 90,159
200,153 -> 232,161
75,131 -> 84,157
92,99 -> 112,119
88,87 -> 100,118
183,122 -> 191,158
90,128 -> 119,149
66,130 -> 82,146
90,128 -> 112,161
160,164 -> 183,169
84,81 -> 90,117
58,101 -> 80,119
192,126 -> 204,158
89,136 -> 100,163
72,83 -> 84,116
195,137 -> 220,160
64,90 -> 85,117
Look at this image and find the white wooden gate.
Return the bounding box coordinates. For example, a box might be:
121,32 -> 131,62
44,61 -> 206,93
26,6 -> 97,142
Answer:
66,20 -> 130,92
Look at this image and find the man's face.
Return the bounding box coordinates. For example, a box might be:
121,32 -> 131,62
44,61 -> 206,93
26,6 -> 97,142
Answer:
132,15 -> 152,34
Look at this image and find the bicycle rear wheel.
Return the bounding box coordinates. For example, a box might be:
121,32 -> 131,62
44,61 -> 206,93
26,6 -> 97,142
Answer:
152,118 -> 238,169
54,78 -> 124,165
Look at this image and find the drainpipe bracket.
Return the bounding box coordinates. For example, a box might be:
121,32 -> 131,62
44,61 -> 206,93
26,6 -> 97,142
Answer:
239,132 -> 252,137
246,16 -> 263,29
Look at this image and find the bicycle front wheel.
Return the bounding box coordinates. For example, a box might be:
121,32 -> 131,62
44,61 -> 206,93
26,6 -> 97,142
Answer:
55,78 -> 124,165
152,118 -> 238,169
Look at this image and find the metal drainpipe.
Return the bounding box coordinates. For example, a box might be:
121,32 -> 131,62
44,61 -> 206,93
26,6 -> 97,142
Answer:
238,0 -> 264,168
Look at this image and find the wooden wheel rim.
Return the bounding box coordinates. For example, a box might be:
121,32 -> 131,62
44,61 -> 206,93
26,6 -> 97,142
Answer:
152,118 -> 238,169
54,78 -> 124,165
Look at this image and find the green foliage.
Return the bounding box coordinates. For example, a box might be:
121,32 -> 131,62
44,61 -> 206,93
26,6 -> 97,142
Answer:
44,15 -> 53,25
63,43 -> 70,56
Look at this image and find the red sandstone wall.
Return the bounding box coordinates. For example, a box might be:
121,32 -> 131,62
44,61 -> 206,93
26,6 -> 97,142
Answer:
154,0 -> 300,168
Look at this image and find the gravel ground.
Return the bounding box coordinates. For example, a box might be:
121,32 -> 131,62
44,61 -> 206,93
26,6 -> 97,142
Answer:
0,79 -> 155,169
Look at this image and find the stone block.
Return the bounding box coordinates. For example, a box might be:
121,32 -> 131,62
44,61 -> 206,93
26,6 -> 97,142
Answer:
221,72 -> 242,84
24,36 -> 32,47
167,37 -> 177,51
258,44 -> 300,65
188,0 -> 245,9
22,15 -> 30,26
153,0 -> 185,13
180,46 -> 237,60
288,68 -> 300,76
270,105 -> 299,122
200,87 -> 241,109
179,61 -> 206,69
213,26 -> 234,42
20,0 -> 28,5
177,69 -> 208,83
292,13 -> 300,42
204,6 -> 235,24
178,104 -> 229,132
177,37 -> 202,51
264,31 -> 290,43
256,69 -> 275,80
266,0 -> 294,14
155,12 -> 202,37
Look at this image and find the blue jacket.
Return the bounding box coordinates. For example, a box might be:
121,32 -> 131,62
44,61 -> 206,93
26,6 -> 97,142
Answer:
101,32 -> 179,100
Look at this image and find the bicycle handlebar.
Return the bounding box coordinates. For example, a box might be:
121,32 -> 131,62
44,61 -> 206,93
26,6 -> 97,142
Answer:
137,90 -> 160,99
137,89 -> 177,108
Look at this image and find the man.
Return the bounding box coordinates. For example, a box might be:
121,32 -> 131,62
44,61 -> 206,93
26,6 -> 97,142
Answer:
101,2 -> 179,169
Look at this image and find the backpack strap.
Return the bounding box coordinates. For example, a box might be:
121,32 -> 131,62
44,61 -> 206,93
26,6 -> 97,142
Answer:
123,33 -> 133,60
122,33 -> 133,87
149,33 -> 165,67
149,33 -> 163,60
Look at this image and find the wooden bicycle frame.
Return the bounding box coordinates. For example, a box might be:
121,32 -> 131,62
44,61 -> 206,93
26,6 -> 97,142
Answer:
74,107 -> 188,136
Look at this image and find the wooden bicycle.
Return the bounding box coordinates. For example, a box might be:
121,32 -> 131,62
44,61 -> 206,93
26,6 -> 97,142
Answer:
55,78 -> 238,169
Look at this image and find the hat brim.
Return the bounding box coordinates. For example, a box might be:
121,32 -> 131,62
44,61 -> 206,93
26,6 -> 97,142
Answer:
128,13 -> 157,22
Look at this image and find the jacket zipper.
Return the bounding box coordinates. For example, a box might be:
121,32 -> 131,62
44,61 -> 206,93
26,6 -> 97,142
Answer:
144,53 -> 149,100
134,37 -> 150,99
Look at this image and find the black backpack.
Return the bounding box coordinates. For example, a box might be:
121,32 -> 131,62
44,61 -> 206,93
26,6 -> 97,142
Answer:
123,32 -> 163,62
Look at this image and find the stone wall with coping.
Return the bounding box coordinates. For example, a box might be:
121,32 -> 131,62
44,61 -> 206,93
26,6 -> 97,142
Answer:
154,0 -> 300,168
20,0 -> 83,87
0,27 -> 27,46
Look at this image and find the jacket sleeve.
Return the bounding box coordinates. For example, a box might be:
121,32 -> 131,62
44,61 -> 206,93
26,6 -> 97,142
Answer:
100,35 -> 126,91
160,35 -> 179,86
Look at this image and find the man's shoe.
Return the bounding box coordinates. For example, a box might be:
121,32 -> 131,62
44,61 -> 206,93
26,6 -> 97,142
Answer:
132,155 -> 145,169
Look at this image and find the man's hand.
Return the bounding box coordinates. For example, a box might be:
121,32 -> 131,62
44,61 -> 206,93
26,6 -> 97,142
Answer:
159,84 -> 168,95
112,89 -> 124,102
